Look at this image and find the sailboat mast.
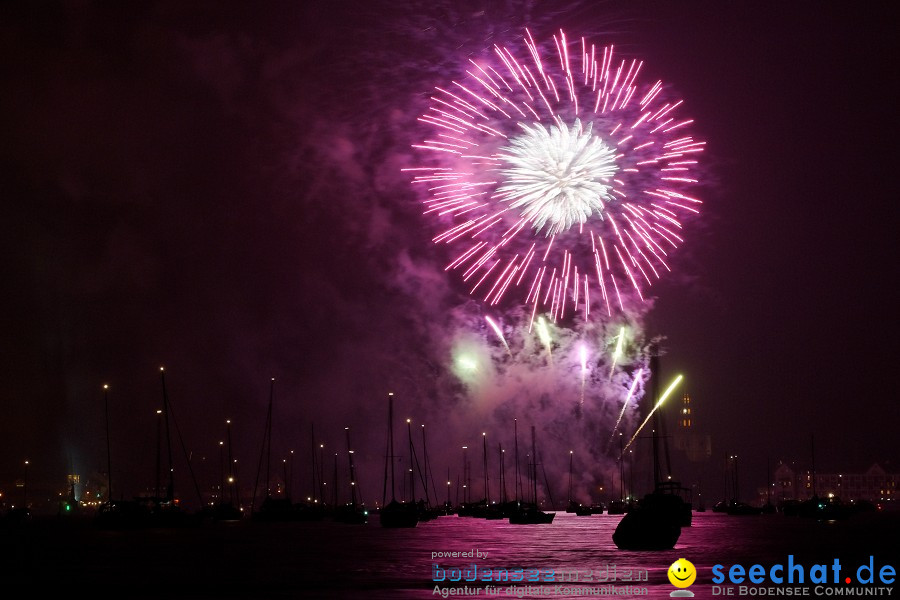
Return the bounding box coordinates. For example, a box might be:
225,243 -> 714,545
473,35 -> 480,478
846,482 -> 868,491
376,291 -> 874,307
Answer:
650,352 -> 661,489
160,368 -> 175,501
160,367 -> 205,508
103,385 -> 112,503
723,452 -> 728,503
406,418 -> 414,503
461,446 -> 468,504
482,432 -> 489,505
155,409 -> 162,499
381,399 -> 389,506
220,441 -> 226,503
499,443 -> 505,504
332,453 -> 338,506
346,427 -> 358,506
389,393 -> 395,501
421,425 -> 430,506
287,451 -> 293,500
568,450 -> 573,505
530,426 -> 538,506
811,434 -> 817,498
514,419 -> 520,504
226,420 -> 234,504
312,423 -> 319,504
265,379 -> 274,499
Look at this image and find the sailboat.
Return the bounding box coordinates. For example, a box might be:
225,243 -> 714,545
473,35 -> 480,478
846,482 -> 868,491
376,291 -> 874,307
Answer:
101,369 -> 204,528
148,367 -> 203,527
252,379 -> 294,521
294,424 -> 326,521
209,418 -> 242,521
416,423 -> 442,521
380,393 -> 418,528
334,427 -> 368,524
564,451 -> 595,515
612,353 -> 686,550
509,426 -> 555,524
96,384 -> 147,528
496,442 -> 517,517
472,432 -> 503,519
566,451 -> 578,513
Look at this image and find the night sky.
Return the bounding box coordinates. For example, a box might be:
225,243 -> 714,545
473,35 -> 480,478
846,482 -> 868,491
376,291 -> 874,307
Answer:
1,1 -> 897,506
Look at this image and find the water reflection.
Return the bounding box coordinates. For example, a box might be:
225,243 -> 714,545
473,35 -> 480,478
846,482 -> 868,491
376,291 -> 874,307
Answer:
298,511 -> 899,598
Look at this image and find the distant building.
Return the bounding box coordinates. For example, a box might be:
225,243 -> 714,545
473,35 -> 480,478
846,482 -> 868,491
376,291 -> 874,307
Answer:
67,473 -> 81,501
767,461 -> 897,505
679,393 -> 692,429
672,392 -> 711,463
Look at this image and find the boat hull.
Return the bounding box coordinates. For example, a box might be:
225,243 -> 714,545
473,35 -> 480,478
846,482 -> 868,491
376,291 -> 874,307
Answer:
380,501 -> 418,528
508,509 -> 555,524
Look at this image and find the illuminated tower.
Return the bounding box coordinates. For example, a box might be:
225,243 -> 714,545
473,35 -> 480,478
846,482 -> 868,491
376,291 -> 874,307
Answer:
680,393 -> 692,428
675,392 -> 711,463
67,473 -> 80,503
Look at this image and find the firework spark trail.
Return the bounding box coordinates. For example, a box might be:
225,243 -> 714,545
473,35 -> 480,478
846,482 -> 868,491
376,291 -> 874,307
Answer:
535,316 -> 553,360
622,374 -> 683,454
606,367 -> 643,451
579,342 -> 588,408
407,29 -> 704,320
608,326 -> 625,379
485,315 -> 512,356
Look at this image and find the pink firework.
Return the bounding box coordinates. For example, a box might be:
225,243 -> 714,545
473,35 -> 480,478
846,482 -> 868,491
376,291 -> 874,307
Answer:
406,30 -> 704,326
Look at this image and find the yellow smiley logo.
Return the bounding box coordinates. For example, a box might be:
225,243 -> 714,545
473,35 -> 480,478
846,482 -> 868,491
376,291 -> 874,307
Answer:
668,558 -> 696,588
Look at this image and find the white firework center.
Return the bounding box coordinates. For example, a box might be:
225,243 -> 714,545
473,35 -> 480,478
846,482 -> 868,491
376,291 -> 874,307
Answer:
496,118 -> 619,236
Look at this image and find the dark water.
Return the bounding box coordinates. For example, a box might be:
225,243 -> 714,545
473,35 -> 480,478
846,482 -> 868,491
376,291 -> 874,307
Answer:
2,512 -> 898,598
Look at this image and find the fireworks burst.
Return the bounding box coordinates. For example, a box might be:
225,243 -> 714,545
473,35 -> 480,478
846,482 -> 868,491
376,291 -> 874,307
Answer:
407,29 -> 704,324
